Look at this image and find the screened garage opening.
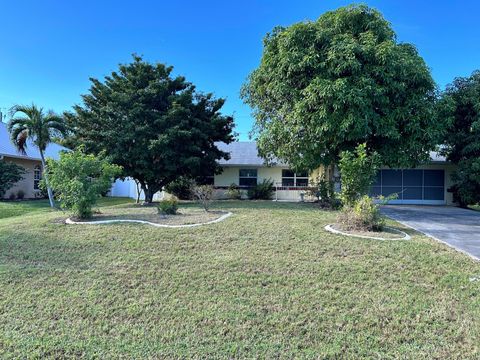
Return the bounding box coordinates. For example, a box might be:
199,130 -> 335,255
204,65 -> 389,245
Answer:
369,169 -> 445,205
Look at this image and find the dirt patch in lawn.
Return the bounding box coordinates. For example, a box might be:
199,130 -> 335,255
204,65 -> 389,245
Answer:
70,205 -> 226,226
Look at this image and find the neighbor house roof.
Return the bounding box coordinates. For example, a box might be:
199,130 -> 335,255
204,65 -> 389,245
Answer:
0,121 -> 67,161
216,141 -> 447,167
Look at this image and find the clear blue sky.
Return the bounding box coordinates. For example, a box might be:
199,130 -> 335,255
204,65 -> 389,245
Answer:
1,1 -> 479,140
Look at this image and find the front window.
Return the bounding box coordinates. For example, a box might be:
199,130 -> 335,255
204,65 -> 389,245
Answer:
282,169 -> 308,187
239,169 -> 257,187
33,165 -> 42,190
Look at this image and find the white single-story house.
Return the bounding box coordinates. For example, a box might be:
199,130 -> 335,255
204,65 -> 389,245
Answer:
111,141 -> 457,205
0,121 -> 66,199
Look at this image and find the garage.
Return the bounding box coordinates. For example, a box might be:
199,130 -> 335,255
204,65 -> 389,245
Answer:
369,169 -> 445,205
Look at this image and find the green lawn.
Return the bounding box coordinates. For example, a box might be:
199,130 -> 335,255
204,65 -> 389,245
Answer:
0,199 -> 479,358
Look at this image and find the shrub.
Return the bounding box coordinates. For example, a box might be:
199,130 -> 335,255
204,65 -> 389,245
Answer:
247,179 -> 275,200
0,160 -> 25,198
337,195 -> 385,231
8,193 -> 16,201
226,183 -> 241,199
307,176 -> 339,208
191,184 -> 214,211
16,190 -> 25,200
157,198 -> 178,215
165,177 -> 194,200
47,148 -> 122,219
338,143 -> 381,207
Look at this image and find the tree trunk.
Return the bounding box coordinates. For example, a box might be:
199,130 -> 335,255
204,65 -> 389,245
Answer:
134,179 -> 141,204
39,150 -> 55,208
141,183 -> 155,204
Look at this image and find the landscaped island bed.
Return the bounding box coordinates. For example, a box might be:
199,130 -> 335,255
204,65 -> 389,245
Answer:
0,199 -> 479,358
67,203 -> 227,226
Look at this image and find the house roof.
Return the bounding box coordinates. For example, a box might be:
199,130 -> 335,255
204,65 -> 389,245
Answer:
216,141 -> 447,166
0,121 -> 67,161
216,141 -> 285,166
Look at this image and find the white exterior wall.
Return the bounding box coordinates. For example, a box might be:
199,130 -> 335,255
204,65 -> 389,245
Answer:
214,166 -> 307,201
109,178 -> 165,201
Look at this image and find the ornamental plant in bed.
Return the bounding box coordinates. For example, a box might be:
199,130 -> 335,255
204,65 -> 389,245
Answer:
337,143 -> 386,232
47,147 -> 122,219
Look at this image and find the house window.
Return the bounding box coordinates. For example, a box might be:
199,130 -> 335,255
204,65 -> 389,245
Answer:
239,169 -> 257,187
33,165 -> 42,190
282,170 -> 309,187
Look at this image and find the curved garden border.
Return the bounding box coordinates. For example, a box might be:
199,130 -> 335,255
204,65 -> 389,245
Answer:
324,224 -> 411,241
65,211 -> 233,228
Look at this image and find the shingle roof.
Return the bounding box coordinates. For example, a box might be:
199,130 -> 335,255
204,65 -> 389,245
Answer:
215,141 -> 447,166
0,121 -> 67,161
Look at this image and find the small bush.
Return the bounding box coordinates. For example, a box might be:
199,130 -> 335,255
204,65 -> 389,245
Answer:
339,143 -> 380,207
191,184 -> 214,211
337,195 -> 385,231
157,199 -> 178,215
165,177 -> 194,200
8,193 -> 16,200
16,190 -> 25,200
307,176 -> 339,208
226,183 -> 242,199
0,160 -> 25,198
247,179 -> 275,200
47,148 -> 122,219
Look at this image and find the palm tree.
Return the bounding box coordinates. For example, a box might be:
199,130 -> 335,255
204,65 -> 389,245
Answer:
8,104 -> 66,208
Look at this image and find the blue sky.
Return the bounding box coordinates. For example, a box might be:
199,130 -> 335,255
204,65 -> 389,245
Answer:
1,1 -> 479,140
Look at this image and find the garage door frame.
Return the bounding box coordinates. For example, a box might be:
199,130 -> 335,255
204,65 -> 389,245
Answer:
370,169 -> 446,205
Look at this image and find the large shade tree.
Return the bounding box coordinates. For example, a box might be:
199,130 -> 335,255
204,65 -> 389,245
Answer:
8,104 -> 66,207
65,55 -> 235,202
438,71 -> 480,206
242,4 -> 443,172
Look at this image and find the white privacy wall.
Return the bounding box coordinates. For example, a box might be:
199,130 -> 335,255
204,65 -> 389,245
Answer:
109,178 -> 164,201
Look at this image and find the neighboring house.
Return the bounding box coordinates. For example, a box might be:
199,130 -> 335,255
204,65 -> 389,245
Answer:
111,141 -> 457,205
0,121 -> 66,199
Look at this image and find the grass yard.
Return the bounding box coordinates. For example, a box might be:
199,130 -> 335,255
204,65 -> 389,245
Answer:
0,199 -> 479,358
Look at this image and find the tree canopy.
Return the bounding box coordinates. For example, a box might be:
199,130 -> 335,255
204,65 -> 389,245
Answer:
65,55 -> 235,202
242,4 -> 443,171
438,71 -> 480,206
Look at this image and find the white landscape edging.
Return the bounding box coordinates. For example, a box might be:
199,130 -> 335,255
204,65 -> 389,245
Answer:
65,212 -> 233,229
324,224 -> 411,241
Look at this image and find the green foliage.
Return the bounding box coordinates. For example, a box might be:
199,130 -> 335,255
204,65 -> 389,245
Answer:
450,159 -> 480,207
191,184 -> 214,211
47,148 -> 122,219
247,179 -> 275,200
438,70 -> 480,206
8,104 -> 66,207
226,183 -> 242,200
157,198 -> 178,215
338,195 -> 385,231
64,55 -> 235,203
0,160 -> 25,197
242,4 -> 443,171
339,143 -> 380,207
307,176 -> 339,208
165,177 -> 194,200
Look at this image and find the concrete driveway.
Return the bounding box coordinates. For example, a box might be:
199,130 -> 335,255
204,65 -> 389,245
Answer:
381,205 -> 480,261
